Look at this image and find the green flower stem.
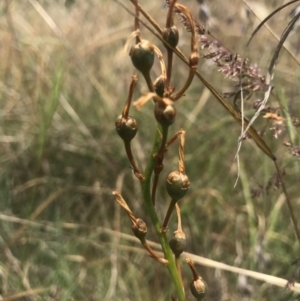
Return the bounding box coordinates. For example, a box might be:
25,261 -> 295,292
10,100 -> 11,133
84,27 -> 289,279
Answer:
152,125 -> 169,205
141,124 -> 185,301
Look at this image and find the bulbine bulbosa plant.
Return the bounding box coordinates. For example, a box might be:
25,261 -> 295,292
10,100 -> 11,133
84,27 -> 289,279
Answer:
113,1 -> 206,300
113,0 -> 300,300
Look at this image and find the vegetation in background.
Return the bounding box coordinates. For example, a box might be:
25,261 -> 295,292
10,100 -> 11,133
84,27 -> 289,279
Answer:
0,0 -> 300,300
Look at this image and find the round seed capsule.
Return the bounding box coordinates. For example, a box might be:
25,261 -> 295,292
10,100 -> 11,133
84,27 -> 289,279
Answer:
166,171 -> 190,201
131,218 -> 147,241
115,115 -> 138,142
169,230 -> 186,257
154,75 -> 166,98
162,26 -> 179,48
190,278 -> 207,300
154,102 -> 176,127
130,40 -> 154,74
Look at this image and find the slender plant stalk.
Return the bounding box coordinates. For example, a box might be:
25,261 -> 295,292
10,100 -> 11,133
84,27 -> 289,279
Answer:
162,198 -> 177,231
164,0 -> 176,89
274,161 -> 300,243
142,71 -> 155,92
141,125 -> 185,301
152,125 -> 169,205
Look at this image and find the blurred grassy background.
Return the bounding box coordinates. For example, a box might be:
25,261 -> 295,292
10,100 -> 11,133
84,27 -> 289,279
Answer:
0,0 -> 300,300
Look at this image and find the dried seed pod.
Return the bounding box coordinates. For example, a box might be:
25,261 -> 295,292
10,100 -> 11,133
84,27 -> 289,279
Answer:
115,115 -> 138,142
131,218 -> 147,241
166,171 -> 190,200
190,277 -> 207,300
162,25 -> 179,48
154,75 -> 166,97
187,257 -> 207,300
169,229 -> 186,257
154,102 -> 176,126
130,40 -> 155,74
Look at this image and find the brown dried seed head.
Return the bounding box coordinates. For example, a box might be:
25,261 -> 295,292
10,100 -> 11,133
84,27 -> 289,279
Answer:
115,115 -> 138,142
166,171 -> 190,200
169,229 -> 186,256
154,102 -> 176,126
131,218 -> 147,241
130,40 -> 155,74
190,277 -> 207,300
162,26 -> 179,48
154,75 -> 166,97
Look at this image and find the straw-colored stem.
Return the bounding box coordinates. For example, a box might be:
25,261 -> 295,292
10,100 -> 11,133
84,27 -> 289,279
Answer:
171,68 -> 195,101
274,160 -> 300,244
142,240 -> 168,264
164,0 -> 176,90
175,203 -> 182,231
166,49 -> 173,90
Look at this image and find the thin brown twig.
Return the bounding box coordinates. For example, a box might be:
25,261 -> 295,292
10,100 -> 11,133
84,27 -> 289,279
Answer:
244,0 -> 300,67
274,161 -> 300,243
165,0 -> 177,89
